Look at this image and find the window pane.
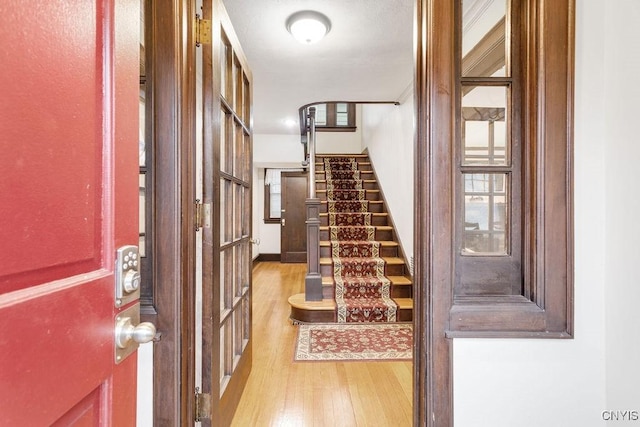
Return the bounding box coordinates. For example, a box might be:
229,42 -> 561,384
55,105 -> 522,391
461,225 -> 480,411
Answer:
243,75 -> 250,124
269,192 -> 281,218
314,104 -> 327,126
221,179 -> 231,244
139,88 -> 146,167
234,184 -> 242,240
232,55 -> 239,109
335,103 -> 348,125
461,0 -> 507,77
462,86 -> 508,165
220,111 -> 228,173
463,173 -> 508,254
220,250 -> 226,312
138,173 -> 146,257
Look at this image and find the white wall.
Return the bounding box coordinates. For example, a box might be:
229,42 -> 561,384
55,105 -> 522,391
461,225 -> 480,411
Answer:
252,133 -> 306,256
315,105 -> 363,154
602,0 -> 640,413
453,1 -> 638,425
136,345 -> 153,427
361,90 -> 414,268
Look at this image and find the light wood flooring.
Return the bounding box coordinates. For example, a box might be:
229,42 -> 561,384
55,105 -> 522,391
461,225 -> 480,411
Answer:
231,261 -> 413,427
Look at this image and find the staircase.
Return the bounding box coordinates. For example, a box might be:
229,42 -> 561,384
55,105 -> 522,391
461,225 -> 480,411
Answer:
288,153 -> 413,323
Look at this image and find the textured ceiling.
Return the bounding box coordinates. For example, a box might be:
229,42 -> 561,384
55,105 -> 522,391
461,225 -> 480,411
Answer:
222,0 -> 415,134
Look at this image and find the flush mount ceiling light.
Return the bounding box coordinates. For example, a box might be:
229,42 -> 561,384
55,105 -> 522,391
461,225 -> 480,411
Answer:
286,11 -> 331,44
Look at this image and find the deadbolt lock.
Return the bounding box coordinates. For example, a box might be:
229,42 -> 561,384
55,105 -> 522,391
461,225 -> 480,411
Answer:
115,245 -> 141,308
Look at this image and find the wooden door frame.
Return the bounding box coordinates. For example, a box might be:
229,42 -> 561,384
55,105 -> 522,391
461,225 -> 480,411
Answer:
144,0 -> 448,424
143,0 -> 197,424
413,0 -> 454,425
280,171 -> 309,263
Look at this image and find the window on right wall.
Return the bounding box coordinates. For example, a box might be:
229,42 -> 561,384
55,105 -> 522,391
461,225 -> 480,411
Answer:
448,0 -> 574,337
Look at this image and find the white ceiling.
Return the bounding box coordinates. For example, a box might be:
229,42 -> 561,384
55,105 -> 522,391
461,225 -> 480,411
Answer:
221,0 -> 415,135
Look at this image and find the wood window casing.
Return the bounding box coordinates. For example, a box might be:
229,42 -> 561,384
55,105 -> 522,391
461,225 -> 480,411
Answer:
314,102 -> 357,132
263,184 -> 280,224
414,0 -> 574,424
449,0 -> 574,337
263,169 -> 281,224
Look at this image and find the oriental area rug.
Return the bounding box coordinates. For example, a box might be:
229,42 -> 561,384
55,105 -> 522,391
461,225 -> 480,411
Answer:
294,323 -> 413,362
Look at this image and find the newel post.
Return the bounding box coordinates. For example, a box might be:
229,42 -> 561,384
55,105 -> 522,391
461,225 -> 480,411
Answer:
304,107 -> 323,300
304,198 -> 322,300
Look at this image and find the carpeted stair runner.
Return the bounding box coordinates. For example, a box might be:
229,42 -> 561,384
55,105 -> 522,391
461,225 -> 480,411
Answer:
324,157 -> 398,322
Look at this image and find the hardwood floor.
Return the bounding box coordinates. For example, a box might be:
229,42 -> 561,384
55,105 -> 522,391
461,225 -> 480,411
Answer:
231,262 -> 413,426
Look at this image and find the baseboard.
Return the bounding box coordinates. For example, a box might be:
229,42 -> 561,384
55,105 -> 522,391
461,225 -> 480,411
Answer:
253,253 -> 281,266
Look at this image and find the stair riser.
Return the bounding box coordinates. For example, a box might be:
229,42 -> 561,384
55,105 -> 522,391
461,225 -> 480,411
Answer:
289,306 -> 412,323
320,245 -> 398,258
315,181 -> 378,191
316,171 -> 374,180
319,202 -> 385,213
321,284 -> 412,299
319,215 -> 388,226
317,191 -> 380,202
320,263 -> 406,277
391,287 -> 413,299
315,162 -> 371,170
320,229 -> 392,241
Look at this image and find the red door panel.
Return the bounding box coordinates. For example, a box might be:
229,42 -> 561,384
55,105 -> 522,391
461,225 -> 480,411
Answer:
0,0 -> 140,425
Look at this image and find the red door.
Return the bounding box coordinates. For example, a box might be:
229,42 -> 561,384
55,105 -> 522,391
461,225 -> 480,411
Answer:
0,0 -> 141,425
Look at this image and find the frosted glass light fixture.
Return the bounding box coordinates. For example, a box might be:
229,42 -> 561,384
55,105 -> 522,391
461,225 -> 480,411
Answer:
286,11 -> 331,44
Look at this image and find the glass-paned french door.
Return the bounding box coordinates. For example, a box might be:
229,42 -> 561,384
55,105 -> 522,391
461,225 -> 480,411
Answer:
201,0 -> 253,424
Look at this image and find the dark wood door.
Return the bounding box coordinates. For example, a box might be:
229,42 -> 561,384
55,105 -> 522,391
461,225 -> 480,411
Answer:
0,0 -> 140,424
201,0 -> 253,424
281,172 -> 309,263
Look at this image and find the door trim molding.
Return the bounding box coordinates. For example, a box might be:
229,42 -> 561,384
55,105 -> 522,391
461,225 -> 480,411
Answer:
146,0 -> 197,423
414,0 -> 454,425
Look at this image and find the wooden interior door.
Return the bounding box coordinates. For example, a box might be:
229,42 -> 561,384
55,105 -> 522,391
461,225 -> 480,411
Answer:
281,171 -> 309,263
0,0 -> 141,425
201,0 -> 253,424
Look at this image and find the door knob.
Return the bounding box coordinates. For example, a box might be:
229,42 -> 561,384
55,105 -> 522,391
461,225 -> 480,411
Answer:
114,303 -> 157,363
115,317 -> 156,349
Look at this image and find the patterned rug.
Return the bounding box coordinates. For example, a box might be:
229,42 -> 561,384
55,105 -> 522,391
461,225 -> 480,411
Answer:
294,323 -> 413,361
324,157 -> 398,322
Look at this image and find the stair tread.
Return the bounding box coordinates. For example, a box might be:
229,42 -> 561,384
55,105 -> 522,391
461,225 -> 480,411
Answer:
317,189 -> 379,193
316,161 -> 371,165
320,240 -> 398,247
320,225 -> 392,230
319,212 -> 388,217
322,275 -> 412,285
316,179 -> 377,186
321,199 -> 382,203
320,256 -> 405,265
393,298 -> 413,309
317,170 -> 373,173
316,154 -> 369,158
288,293 -> 336,310
289,293 -> 413,310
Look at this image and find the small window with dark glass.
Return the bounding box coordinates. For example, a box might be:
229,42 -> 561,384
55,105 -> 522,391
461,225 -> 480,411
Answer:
310,102 -> 356,131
